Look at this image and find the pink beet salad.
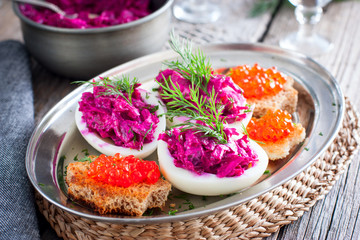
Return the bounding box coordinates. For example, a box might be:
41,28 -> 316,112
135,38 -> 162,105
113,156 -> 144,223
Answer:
156,69 -> 250,124
20,0 -> 152,29
78,82 -> 159,150
158,124 -> 259,178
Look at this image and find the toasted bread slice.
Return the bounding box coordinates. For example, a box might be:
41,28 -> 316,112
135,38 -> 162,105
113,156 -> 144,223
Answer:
260,123 -> 306,160
249,76 -> 298,117
66,161 -> 171,216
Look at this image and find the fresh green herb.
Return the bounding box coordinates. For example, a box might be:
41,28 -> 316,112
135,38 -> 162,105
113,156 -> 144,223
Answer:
73,75 -> 139,105
82,148 -> 90,156
332,102 -> 336,106
182,199 -> 195,211
168,209 -> 178,215
226,193 -> 238,197
140,123 -> 153,150
57,155 -> 67,193
38,182 -> 45,187
64,165 -> 68,176
164,31 -> 213,92
304,147 -> 309,151
74,153 -> 92,162
228,97 -> 235,110
173,194 -> 195,211
77,156 -> 93,163
143,209 -> 154,216
133,133 -> 138,146
157,77 -> 228,144
187,202 -> 195,210
147,105 -> 159,113
264,170 -> 271,175
244,104 -> 253,113
319,132 -> 323,136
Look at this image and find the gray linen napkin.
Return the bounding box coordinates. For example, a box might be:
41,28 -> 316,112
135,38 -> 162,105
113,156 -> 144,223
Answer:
0,40 -> 40,240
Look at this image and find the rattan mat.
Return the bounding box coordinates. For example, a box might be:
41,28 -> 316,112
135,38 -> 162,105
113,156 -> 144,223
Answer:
35,97 -> 360,240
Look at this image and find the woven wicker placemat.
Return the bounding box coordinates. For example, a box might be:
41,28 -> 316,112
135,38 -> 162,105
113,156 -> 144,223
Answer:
35,97 -> 360,240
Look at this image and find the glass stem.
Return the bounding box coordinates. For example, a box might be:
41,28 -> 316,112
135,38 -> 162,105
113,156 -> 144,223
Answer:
295,5 -> 323,39
188,0 -> 208,10
298,22 -> 315,39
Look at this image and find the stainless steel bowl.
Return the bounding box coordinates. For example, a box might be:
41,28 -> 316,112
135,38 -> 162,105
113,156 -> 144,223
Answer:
13,0 -> 173,79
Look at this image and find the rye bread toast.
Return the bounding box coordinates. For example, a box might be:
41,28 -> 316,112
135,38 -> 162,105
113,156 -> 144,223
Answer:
66,161 -> 171,216
248,76 -> 298,118
259,123 -> 306,160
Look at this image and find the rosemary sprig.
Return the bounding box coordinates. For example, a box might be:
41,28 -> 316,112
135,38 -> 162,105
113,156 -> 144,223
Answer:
164,31 -> 213,92
73,75 -> 139,105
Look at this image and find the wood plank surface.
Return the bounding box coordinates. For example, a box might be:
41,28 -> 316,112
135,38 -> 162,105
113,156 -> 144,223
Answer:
1,0 -> 360,239
263,1 -> 360,239
172,0 -> 274,45
0,0 -> 22,42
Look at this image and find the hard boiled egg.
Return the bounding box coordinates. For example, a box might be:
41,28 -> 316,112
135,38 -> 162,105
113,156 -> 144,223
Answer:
141,80 -> 254,134
166,104 -> 255,134
75,89 -> 166,159
157,138 -> 268,196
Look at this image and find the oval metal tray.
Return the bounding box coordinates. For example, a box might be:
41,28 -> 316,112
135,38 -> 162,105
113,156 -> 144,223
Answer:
26,43 -> 344,224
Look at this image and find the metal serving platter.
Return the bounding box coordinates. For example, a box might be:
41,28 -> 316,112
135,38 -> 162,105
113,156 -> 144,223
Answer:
26,43 -> 344,224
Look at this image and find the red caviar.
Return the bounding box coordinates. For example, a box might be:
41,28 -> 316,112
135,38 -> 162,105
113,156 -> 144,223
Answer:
229,64 -> 287,100
87,153 -> 160,188
246,109 -> 294,143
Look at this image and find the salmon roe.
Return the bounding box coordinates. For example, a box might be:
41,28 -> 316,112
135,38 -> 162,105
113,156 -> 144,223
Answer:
246,109 -> 294,143
87,153 -> 160,188
229,64 -> 287,100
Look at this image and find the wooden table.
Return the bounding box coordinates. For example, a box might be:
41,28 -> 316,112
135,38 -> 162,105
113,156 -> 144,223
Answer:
1,0 -> 360,239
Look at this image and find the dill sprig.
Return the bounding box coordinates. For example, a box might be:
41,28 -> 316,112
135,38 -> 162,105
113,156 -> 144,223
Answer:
164,31 -> 213,92
73,75 -> 139,105
157,32 -> 229,143
157,75 -> 228,144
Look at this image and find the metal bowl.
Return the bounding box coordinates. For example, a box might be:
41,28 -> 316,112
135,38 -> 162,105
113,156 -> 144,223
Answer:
13,0 -> 173,79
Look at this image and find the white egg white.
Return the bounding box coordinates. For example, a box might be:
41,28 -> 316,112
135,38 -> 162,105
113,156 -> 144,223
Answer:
157,138 -> 268,196
75,89 -> 166,159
